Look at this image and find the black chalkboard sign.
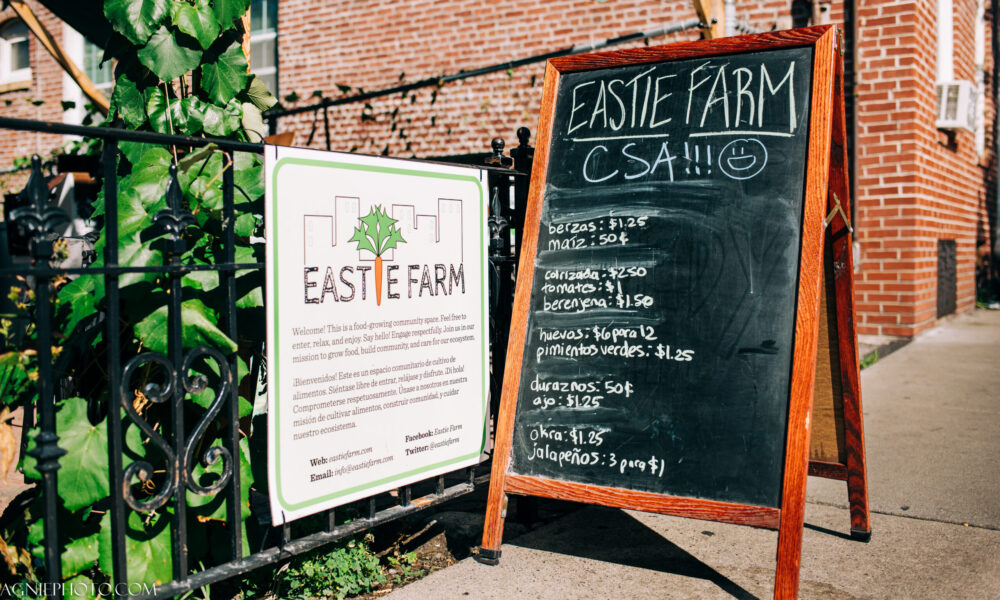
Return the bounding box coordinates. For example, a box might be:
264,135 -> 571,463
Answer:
481,26 -> 857,599
508,45 -> 814,508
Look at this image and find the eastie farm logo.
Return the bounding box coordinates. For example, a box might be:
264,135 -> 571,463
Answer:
302,198 -> 467,306
348,205 -> 406,305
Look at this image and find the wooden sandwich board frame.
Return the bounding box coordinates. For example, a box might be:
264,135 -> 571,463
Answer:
807,31 -> 872,541
477,25 -> 870,599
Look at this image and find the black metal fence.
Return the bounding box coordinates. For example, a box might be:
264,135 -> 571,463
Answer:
0,116 -> 530,599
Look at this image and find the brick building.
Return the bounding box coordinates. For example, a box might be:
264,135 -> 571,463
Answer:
0,0 -> 996,337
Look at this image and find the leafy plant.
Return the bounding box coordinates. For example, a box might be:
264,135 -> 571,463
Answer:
859,349 -> 878,370
274,536 -> 385,600
386,551 -> 424,585
7,0 -> 279,594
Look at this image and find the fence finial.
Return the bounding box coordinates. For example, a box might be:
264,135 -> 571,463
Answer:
154,164 -> 196,256
485,137 -> 513,167
511,128 -> 534,173
10,155 -> 68,260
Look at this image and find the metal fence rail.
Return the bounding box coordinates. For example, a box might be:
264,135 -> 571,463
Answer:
0,116 -> 529,599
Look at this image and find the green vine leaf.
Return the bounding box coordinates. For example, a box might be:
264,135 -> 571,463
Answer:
171,0 -> 220,50
134,299 -> 238,354
119,141 -> 158,167
200,42 -> 249,106
183,270 -> 220,292
212,0 -> 252,32
61,532 -> 101,580
57,277 -> 104,338
241,102 -> 265,142
117,186 -> 154,239
110,72 -> 147,129
138,26 -> 203,83
117,233 -> 163,289
98,511 -> 173,586
235,213 -> 257,237
233,152 -> 265,200
123,146 -> 172,210
65,574 -> 99,600
27,520 -> 101,581
187,173 -> 224,211
186,437 -> 253,522
46,398 -> 109,512
202,99 -> 242,137
104,0 -> 169,46
246,74 -> 278,111
145,86 -> 187,135
181,96 -> 207,135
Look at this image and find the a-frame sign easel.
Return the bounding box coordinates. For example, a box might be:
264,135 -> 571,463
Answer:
477,26 -> 870,599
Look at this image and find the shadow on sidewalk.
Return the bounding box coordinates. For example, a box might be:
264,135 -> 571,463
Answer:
511,506 -> 760,600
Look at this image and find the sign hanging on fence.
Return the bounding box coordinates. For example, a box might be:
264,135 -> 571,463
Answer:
264,145 -> 489,524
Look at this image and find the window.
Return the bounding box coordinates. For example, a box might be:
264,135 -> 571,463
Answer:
0,20 -> 31,87
83,39 -> 113,97
250,0 -> 277,94
61,26 -> 113,125
936,0 -> 954,83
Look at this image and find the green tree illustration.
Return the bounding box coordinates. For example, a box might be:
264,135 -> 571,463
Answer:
348,205 -> 406,305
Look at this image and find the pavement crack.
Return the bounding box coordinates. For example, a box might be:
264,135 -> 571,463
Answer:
806,499 -> 1000,531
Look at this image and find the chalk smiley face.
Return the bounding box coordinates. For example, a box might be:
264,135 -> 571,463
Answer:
718,138 -> 768,180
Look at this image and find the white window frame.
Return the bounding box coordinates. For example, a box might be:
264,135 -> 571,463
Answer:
0,20 -> 31,88
936,0 -> 954,84
250,0 -> 277,94
83,39 -> 113,96
62,26 -> 114,126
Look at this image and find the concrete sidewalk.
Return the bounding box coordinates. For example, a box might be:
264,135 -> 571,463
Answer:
389,310 -> 1000,599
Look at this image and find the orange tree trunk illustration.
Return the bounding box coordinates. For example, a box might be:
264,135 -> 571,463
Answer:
375,255 -> 383,306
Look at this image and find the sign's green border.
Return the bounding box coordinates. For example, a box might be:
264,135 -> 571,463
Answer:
269,156 -> 488,513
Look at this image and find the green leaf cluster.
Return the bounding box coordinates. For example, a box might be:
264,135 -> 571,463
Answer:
104,0 -> 276,139
348,205 -> 406,258
276,536 -> 386,600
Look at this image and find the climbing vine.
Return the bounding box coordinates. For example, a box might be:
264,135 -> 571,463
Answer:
3,0 -> 277,594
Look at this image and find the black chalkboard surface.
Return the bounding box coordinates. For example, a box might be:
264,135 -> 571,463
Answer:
508,46 -> 814,508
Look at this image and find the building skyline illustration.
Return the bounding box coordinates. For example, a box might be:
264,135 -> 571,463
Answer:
303,196 -> 464,265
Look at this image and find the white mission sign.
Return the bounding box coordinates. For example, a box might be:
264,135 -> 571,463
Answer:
264,145 -> 489,524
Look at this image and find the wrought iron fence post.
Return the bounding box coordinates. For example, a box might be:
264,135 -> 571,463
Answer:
221,151 -> 244,561
485,138 -> 515,422
13,156 -> 68,597
507,128 -> 536,525
102,139 -> 130,595
509,127 -> 533,252
155,164 -> 194,580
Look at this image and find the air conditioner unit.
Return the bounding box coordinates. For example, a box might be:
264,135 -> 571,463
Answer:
936,81 -> 977,132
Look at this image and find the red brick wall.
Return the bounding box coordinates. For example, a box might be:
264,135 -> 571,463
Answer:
0,1 -> 68,195
274,2 -> 821,157
850,0 -> 993,335
274,0 -> 708,157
